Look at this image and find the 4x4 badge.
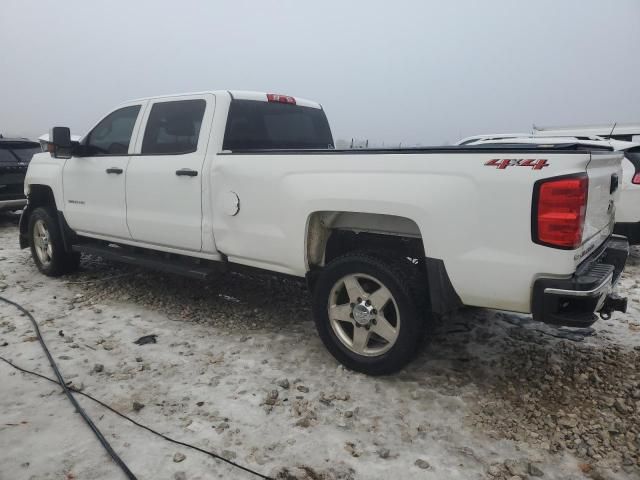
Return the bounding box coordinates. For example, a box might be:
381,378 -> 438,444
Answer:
485,159 -> 549,170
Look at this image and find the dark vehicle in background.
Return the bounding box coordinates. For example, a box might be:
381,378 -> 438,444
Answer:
0,137 -> 40,212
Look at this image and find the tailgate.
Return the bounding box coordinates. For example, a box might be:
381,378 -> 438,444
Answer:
582,151 -> 624,250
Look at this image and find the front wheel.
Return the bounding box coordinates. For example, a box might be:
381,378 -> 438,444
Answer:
28,207 -> 80,277
312,252 -> 429,375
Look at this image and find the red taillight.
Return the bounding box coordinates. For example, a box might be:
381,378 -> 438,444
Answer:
267,93 -> 296,105
633,172 -> 640,185
534,175 -> 588,249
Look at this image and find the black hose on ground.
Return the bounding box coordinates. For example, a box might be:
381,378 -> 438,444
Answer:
0,295 -> 275,480
0,295 -> 138,479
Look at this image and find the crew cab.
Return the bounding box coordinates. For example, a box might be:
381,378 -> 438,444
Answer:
20,90 -> 629,374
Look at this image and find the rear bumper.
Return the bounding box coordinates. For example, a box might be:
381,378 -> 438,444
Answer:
531,235 -> 629,327
614,221 -> 640,245
0,198 -> 26,212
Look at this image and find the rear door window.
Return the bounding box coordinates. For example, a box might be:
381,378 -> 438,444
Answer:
223,100 -> 334,150
141,99 -> 206,155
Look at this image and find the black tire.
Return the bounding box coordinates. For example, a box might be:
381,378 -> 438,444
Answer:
312,251 -> 430,375
28,207 -> 79,277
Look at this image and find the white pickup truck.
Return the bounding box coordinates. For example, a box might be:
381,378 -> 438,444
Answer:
21,90 -> 629,374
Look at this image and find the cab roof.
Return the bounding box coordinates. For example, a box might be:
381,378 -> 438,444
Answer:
128,90 -> 323,109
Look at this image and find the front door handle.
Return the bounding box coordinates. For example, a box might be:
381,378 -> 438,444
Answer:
176,168 -> 198,177
106,167 -> 123,174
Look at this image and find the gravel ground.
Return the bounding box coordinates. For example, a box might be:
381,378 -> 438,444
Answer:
0,212 -> 639,480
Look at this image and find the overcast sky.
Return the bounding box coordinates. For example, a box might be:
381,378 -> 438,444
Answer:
1,0 -> 639,145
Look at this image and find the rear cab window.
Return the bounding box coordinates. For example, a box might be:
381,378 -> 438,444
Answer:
223,100 -> 334,150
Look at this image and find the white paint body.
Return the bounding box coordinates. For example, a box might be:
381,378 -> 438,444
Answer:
25,91 -> 623,314
460,135 -> 640,226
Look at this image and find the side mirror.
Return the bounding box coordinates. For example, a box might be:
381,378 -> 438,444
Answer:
50,126 -> 72,159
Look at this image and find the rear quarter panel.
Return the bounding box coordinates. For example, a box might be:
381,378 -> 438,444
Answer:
210,150 -> 597,312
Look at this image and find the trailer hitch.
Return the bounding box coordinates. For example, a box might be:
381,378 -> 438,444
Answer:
599,293 -> 627,320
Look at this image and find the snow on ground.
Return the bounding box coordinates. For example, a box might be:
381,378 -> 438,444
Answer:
0,212 -> 638,480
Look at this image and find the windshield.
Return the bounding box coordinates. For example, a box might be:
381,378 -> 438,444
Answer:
223,100 -> 334,150
10,144 -> 40,162
0,148 -> 17,163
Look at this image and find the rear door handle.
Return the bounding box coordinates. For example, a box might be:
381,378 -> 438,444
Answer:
176,168 -> 198,177
106,167 -> 123,174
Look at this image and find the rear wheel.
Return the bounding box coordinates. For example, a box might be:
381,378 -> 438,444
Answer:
29,207 -> 80,276
312,251 -> 429,375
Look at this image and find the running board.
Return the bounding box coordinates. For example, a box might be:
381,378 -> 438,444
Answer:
72,243 -> 219,280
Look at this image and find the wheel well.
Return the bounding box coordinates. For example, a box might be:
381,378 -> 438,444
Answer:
325,230 -> 425,265
27,184 -> 57,209
305,211 -> 462,316
306,211 -> 425,268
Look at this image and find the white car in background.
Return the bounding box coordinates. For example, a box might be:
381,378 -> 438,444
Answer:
38,133 -> 81,152
459,135 -> 640,244
533,123 -> 640,143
